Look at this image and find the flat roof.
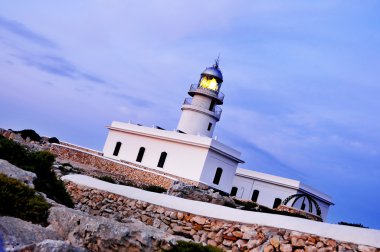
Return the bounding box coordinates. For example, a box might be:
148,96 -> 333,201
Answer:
236,168 -> 333,204
108,121 -> 244,163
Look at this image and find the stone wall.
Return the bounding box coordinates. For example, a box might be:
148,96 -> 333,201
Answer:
276,205 -> 322,222
66,182 -> 378,252
50,144 -> 175,189
50,143 -> 210,189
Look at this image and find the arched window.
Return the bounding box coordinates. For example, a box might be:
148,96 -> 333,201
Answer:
113,142 -> 122,156
213,167 -> 223,185
273,198 -> 282,208
251,190 -> 259,202
136,147 -> 145,162
157,152 -> 167,168
230,187 -> 238,197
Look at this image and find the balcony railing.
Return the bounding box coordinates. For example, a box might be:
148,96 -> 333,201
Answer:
183,98 -> 222,120
188,84 -> 224,103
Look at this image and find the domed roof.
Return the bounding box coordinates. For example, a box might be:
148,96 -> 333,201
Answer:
201,66 -> 223,82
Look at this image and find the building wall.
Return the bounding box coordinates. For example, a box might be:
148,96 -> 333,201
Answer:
232,174 -> 332,221
103,129 -> 209,182
200,149 -> 239,192
295,190 -> 330,221
232,175 -> 298,208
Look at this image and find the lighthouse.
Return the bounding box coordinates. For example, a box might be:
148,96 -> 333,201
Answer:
177,61 -> 224,137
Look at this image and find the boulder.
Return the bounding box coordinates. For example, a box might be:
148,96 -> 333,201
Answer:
0,216 -> 63,251
0,159 -> 36,188
13,239 -> 86,252
47,206 -> 188,251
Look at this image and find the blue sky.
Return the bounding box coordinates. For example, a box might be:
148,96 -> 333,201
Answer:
1,1 -> 380,228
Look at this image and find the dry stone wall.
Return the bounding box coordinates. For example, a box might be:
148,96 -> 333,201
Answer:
50,144 -> 175,189
66,182 -> 378,252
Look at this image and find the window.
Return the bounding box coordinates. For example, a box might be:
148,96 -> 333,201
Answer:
207,123 -> 212,131
273,198 -> 282,208
136,147 -> 145,162
209,100 -> 216,111
251,190 -> 259,202
213,167 -> 223,185
113,142 -> 122,156
230,187 -> 238,197
157,152 -> 167,168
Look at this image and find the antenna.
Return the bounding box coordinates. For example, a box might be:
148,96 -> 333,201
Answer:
214,54 -> 220,69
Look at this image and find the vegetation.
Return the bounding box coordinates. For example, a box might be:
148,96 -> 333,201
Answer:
144,185 -> 167,193
338,221 -> 368,228
232,198 -> 309,220
99,176 -> 116,183
0,174 -> 50,225
13,129 -> 42,142
0,135 -> 74,207
48,137 -> 60,144
165,241 -> 223,252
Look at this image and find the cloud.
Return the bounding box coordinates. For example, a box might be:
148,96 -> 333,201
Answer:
106,92 -> 153,108
13,53 -> 106,85
0,15 -> 58,49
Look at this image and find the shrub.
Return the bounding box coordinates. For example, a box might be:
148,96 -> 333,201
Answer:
48,137 -> 60,144
15,129 -> 42,142
338,221 -> 368,228
0,174 -> 50,225
31,151 -> 74,208
144,185 -> 167,193
0,136 -> 74,208
99,176 -> 116,183
165,241 -> 223,252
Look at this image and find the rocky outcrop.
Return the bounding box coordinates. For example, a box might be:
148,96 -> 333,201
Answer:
0,216 -> 63,251
13,240 -> 86,252
167,181 -> 236,207
0,159 -> 36,188
47,206 -> 187,251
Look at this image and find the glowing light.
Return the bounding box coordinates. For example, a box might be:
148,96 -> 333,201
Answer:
199,76 -> 218,91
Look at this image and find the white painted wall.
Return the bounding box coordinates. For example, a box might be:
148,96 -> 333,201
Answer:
103,129 -> 208,182
232,175 -> 297,207
103,122 -> 243,189
177,94 -> 218,137
200,150 -> 239,192
232,169 -> 333,221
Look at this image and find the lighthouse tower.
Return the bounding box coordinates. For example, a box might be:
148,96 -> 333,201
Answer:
177,61 -> 224,137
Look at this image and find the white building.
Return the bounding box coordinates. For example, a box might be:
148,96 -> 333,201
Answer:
103,62 -> 333,220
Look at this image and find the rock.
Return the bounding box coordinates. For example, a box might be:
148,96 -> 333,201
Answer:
0,216 -> 63,251
47,206 -> 187,251
358,245 -> 377,252
264,244 -> 275,252
305,245 -> 318,252
177,212 -> 184,220
222,239 -> 233,247
0,159 -> 36,188
207,239 -> 217,247
192,216 -> 207,225
15,239 -> 86,252
270,236 -> 280,248
280,243 -> 293,252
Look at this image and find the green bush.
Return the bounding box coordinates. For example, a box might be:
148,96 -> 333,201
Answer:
48,137 -> 60,144
0,136 -> 74,208
144,185 -> 167,193
99,176 -> 116,183
338,221 -> 368,228
0,174 -> 50,225
165,241 -> 222,252
14,129 -> 42,142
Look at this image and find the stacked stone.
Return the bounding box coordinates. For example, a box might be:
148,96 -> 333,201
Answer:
66,182 -> 378,252
51,144 -> 175,189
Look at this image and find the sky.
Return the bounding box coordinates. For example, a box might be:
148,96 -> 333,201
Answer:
1,1 -> 380,228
